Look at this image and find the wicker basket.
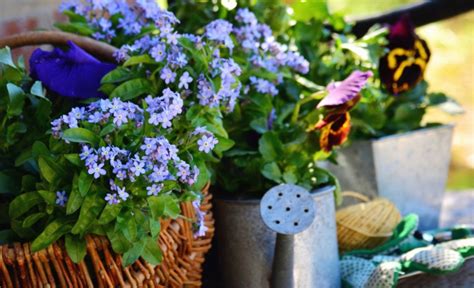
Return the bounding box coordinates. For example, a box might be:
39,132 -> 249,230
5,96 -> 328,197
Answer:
0,184 -> 214,288
0,32 -> 215,287
336,191 -> 401,252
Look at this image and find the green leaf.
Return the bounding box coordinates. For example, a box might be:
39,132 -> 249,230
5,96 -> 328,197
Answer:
0,171 -> 19,194
64,154 -> 82,167
31,219 -> 72,252
62,10 -> 87,23
101,67 -> 134,84
7,83 -> 26,117
122,240 -> 145,267
78,171 -> 93,197
291,0 -> 329,21
71,193 -> 105,235
38,157 -> 58,183
148,197 -> 165,220
259,131 -> 284,161
54,22 -> 94,36
0,47 -> 15,67
38,190 -> 56,205
6,122 -> 27,141
99,124 -> 115,137
30,81 -> 49,101
250,117 -> 268,134
65,234 -> 86,263
141,237 -> 162,265
214,136 -> 235,155
148,195 -> 180,219
9,192 -> 42,219
32,141 -> 50,158
14,149 -> 33,167
22,212 -> 46,228
261,162 -> 282,183
149,218 -> 161,238
62,128 -> 99,146
106,229 -> 131,254
110,78 -> 153,100
392,103 -> 424,131
98,204 -> 121,225
282,169 -> 298,184
123,55 -> 155,66
67,175 -> 84,215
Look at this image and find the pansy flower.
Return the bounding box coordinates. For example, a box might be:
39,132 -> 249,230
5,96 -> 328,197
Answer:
30,41 -> 116,99
379,15 -> 431,94
315,71 -> 373,152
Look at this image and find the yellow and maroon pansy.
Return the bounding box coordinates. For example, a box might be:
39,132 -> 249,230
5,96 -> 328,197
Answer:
315,71 -> 373,152
379,15 -> 431,94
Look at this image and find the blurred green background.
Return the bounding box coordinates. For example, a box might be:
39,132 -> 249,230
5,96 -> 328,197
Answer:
331,0 -> 474,190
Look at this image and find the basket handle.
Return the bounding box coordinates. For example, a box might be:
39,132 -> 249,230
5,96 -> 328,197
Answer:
341,191 -> 371,203
0,31 -> 118,63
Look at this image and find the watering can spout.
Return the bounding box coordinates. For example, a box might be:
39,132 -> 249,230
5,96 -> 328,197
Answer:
260,184 -> 316,288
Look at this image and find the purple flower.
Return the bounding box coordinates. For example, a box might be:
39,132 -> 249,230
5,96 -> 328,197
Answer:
150,43 -> 167,62
88,111 -> 104,123
56,190 -> 68,207
317,70 -> 373,108
192,126 -> 208,135
149,165 -> 170,182
146,184 -> 163,196
192,200 -> 208,238
176,161 -> 191,183
205,20 -> 234,50
88,162 -> 106,179
160,67 -> 176,84
250,77 -> 278,96
29,41 -> 115,99
236,8 -> 258,26
113,109 -> 129,126
178,72 -> 193,89
131,157 -> 146,177
105,193 -> 120,205
117,186 -> 129,201
197,135 -> 218,153
80,145 -> 94,160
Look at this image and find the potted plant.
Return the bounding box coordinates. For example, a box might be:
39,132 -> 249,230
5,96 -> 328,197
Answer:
167,3 -> 374,286
0,0 -> 259,286
315,16 -> 463,230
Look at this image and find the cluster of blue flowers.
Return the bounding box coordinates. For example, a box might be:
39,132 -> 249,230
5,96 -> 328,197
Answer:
54,1 -> 311,234
204,8 -> 309,99
60,0 -> 178,42
51,97 -> 219,205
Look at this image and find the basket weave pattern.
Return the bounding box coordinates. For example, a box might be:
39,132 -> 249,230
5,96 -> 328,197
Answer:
337,194 -> 401,252
0,186 -> 214,288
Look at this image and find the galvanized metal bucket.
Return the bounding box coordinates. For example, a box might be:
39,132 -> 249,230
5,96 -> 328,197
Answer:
326,124 -> 454,230
214,186 -> 340,288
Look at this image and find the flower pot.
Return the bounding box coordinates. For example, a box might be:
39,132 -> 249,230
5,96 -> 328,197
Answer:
213,186 -> 340,288
326,124 -> 454,230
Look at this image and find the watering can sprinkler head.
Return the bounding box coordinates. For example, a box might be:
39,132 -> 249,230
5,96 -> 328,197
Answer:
260,184 -> 316,288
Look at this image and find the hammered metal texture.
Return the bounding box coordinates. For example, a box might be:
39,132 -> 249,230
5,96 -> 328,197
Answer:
327,125 -> 454,230
214,186 -> 341,288
260,184 -> 316,235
